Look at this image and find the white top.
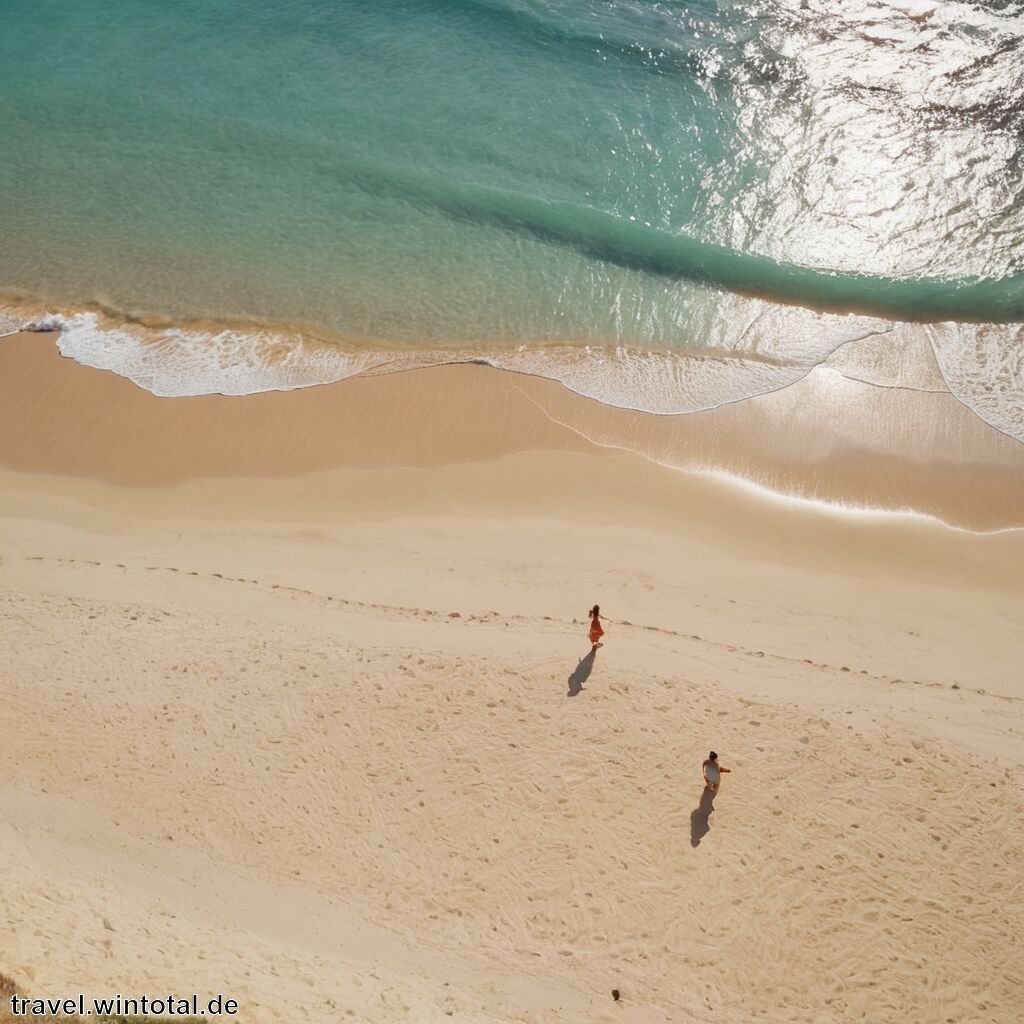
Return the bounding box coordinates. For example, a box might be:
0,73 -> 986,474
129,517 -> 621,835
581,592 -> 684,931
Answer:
705,762 -> 721,784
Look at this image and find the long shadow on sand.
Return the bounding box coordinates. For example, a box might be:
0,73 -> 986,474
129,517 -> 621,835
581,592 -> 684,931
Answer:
567,648 -> 596,696
690,787 -> 716,847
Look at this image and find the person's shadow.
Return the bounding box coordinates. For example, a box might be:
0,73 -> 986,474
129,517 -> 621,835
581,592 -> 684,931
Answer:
690,787 -> 716,847
567,648 -> 596,696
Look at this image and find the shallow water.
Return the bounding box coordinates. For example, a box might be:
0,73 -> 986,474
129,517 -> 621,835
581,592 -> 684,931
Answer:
2,1 -> 1023,434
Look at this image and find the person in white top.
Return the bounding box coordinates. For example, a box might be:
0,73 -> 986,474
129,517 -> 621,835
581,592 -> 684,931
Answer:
702,750 -> 731,793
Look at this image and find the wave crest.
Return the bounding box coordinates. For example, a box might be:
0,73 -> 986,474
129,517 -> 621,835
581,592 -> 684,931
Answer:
333,154 -> 1024,324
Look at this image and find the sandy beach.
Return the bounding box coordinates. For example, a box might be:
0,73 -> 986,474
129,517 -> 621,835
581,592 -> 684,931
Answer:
2,333 -> 1023,1023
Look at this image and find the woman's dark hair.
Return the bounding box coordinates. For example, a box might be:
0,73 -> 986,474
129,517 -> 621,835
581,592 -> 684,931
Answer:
590,604 -> 600,618
709,751 -> 718,761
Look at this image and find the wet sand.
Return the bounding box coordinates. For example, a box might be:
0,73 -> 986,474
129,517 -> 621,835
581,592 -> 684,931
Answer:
2,331 -> 1024,530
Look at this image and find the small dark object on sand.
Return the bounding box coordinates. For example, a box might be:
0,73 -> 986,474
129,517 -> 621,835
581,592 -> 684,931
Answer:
611,988 -> 620,1002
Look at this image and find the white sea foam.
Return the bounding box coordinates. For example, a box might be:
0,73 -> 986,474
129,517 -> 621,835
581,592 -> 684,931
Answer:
45,312 -> 382,398
43,316 -> 852,417
925,322 -> 1024,446
3,276 -> 914,418
489,343 -> 810,415
12,308 -> 1024,449
18,302 -> 880,415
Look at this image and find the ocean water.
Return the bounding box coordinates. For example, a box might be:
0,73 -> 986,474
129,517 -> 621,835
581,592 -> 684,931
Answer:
2,0 -> 1023,433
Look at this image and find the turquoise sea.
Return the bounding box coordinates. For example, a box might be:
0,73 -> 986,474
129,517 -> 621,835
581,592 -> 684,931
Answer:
2,0 -> 1023,431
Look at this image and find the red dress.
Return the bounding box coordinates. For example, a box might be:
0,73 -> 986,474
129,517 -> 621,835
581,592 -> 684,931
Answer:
589,615 -> 604,645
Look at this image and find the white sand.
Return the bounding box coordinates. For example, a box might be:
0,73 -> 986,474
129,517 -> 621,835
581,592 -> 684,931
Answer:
1,341 -> 1023,1023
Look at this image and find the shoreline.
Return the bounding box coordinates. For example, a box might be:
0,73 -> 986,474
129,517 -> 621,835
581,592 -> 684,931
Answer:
3,329 -> 1024,532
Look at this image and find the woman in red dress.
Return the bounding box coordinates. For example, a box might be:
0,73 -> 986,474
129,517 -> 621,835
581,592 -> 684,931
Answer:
588,604 -> 605,649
